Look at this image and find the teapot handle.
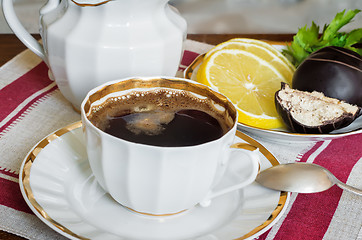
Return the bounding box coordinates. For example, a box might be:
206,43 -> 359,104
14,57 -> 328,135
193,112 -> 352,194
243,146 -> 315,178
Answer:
2,0 -> 59,63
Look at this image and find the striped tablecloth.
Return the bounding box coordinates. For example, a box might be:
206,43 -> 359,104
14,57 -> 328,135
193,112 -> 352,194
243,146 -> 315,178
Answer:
0,39 -> 361,240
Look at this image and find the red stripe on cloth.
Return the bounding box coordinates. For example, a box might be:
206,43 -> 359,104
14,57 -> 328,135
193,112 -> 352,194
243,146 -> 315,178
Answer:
0,85 -> 58,134
0,169 -> 18,179
0,177 -> 33,214
298,141 -> 324,163
272,134 -> 362,240
180,50 -> 200,67
0,62 -> 52,122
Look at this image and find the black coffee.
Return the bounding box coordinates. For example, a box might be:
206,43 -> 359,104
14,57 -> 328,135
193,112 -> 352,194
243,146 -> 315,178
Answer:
104,109 -> 223,147
88,88 -> 232,147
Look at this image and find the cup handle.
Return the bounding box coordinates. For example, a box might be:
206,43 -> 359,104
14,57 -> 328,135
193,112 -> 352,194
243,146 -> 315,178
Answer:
2,0 -> 59,63
199,143 -> 260,207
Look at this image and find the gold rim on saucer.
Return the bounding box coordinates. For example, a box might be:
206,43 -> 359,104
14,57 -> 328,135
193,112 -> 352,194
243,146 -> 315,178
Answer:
20,121 -> 288,240
21,121 -> 86,240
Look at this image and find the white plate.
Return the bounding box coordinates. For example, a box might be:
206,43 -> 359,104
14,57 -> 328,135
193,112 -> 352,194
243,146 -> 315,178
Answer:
184,46 -> 362,143
20,121 -> 289,240
237,117 -> 362,143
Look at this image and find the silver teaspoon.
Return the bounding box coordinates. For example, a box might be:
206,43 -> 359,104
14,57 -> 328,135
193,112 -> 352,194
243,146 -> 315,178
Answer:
256,162 -> 362,196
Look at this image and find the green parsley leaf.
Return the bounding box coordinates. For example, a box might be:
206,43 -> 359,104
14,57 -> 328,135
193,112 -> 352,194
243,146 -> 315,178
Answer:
283,9 -> 362,66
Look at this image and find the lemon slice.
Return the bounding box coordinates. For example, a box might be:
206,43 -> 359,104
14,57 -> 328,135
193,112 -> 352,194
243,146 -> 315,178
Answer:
227,38 -> 295,70
197,49 -> 289,129
204,38 -> 295,82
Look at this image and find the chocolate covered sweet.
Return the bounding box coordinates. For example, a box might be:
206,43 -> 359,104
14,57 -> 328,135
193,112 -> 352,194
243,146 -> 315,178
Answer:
292,46 -> 362,107
275,83 -> 361,134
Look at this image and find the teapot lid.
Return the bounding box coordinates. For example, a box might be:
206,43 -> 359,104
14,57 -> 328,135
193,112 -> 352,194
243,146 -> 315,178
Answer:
71,0 -> 111,6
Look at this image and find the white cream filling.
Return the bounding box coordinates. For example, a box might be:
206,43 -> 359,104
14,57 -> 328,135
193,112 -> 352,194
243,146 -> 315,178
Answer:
278,85 -> 359,127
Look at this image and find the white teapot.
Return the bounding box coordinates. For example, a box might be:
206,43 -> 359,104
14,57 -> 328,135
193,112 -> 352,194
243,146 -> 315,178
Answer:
2,0 -> 187,109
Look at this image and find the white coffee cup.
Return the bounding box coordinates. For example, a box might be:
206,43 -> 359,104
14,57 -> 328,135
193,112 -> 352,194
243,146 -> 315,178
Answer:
81,77 -> 260,215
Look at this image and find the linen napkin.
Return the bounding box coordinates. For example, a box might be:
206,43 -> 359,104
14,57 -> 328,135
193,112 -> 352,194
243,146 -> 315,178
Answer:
0,39 -> 361,240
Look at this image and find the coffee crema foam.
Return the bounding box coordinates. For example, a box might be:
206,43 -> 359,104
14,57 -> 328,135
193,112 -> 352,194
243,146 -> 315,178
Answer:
87,88 -> 233,136
123,111 -> 175,136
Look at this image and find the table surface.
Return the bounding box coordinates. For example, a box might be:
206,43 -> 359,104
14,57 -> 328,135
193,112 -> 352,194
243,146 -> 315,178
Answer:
0,33 -> 295,240
0,34 -> 295,67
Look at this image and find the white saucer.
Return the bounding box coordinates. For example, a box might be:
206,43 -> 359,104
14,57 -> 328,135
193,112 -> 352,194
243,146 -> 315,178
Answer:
20,121 -> 289,240
237,115 -> 362,143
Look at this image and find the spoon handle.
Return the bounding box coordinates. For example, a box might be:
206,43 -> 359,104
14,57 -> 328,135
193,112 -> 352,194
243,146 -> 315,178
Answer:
335,181 -> 362,196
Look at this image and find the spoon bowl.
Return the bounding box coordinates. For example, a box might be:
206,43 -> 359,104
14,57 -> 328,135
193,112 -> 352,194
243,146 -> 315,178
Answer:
256,162 -> 362,196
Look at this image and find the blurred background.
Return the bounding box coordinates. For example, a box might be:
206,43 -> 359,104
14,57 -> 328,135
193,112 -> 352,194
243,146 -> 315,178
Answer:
0,0 -> 361,34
